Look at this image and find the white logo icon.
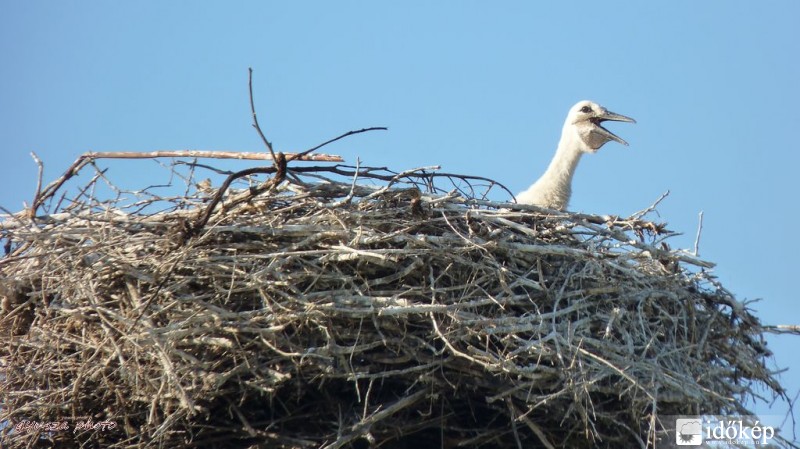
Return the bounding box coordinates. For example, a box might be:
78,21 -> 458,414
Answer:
675,419 -> 702,446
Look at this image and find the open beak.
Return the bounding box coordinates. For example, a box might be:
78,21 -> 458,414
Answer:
591,110 -> 636,146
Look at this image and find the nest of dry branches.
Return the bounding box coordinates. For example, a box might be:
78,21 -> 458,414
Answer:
0,156 -> 790,449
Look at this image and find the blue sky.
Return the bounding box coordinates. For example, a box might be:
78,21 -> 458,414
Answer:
2,0 -> 798,431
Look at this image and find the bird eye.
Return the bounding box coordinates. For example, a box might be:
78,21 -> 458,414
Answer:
580,105 -> 592,114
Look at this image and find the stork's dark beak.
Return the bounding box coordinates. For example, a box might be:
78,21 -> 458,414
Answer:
592,110 -> 636,146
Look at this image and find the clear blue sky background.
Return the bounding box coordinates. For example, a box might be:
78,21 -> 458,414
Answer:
2,0 -> 798,434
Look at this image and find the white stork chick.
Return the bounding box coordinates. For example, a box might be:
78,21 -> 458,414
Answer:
516,100 -> 635,210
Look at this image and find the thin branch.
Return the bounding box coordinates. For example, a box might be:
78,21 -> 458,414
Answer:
694,210 -> 704,256
248,67 -> 277,160
424,171 -> 516,199
629,190 -> 670,220
30,155 -> 93,218
328,158 -> 363,207
29,152 -> 44,216
289,127 -> 388,162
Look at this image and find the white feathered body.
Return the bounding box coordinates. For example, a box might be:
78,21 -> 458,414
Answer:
515,129 -> 584,210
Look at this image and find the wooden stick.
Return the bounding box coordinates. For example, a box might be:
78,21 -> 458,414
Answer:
763,324 -> 800,335
693,210 -> 704,256
80,150 -> 343,162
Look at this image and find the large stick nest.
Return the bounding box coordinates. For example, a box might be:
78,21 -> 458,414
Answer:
0,160 -> 788,448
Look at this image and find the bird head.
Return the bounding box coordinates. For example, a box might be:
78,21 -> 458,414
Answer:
566,100 -> 636,153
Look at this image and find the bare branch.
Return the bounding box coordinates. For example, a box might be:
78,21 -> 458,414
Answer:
29,152 -> 44,217
248,67 -> 277,160
81,150 -> 343,162
763,324 -> 800,335
694,210 -> 704,256
289,127 -> 388,162
629,190 -> 670,220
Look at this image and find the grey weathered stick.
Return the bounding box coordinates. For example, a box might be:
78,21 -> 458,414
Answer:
630,190 -> 670,220
763,324 -> 800,335
694,210 -> 704,256
81,150 -> 343,162
322,389 -> 427,449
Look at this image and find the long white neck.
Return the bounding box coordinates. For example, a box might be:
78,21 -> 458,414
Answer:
516,128 -> 585,210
